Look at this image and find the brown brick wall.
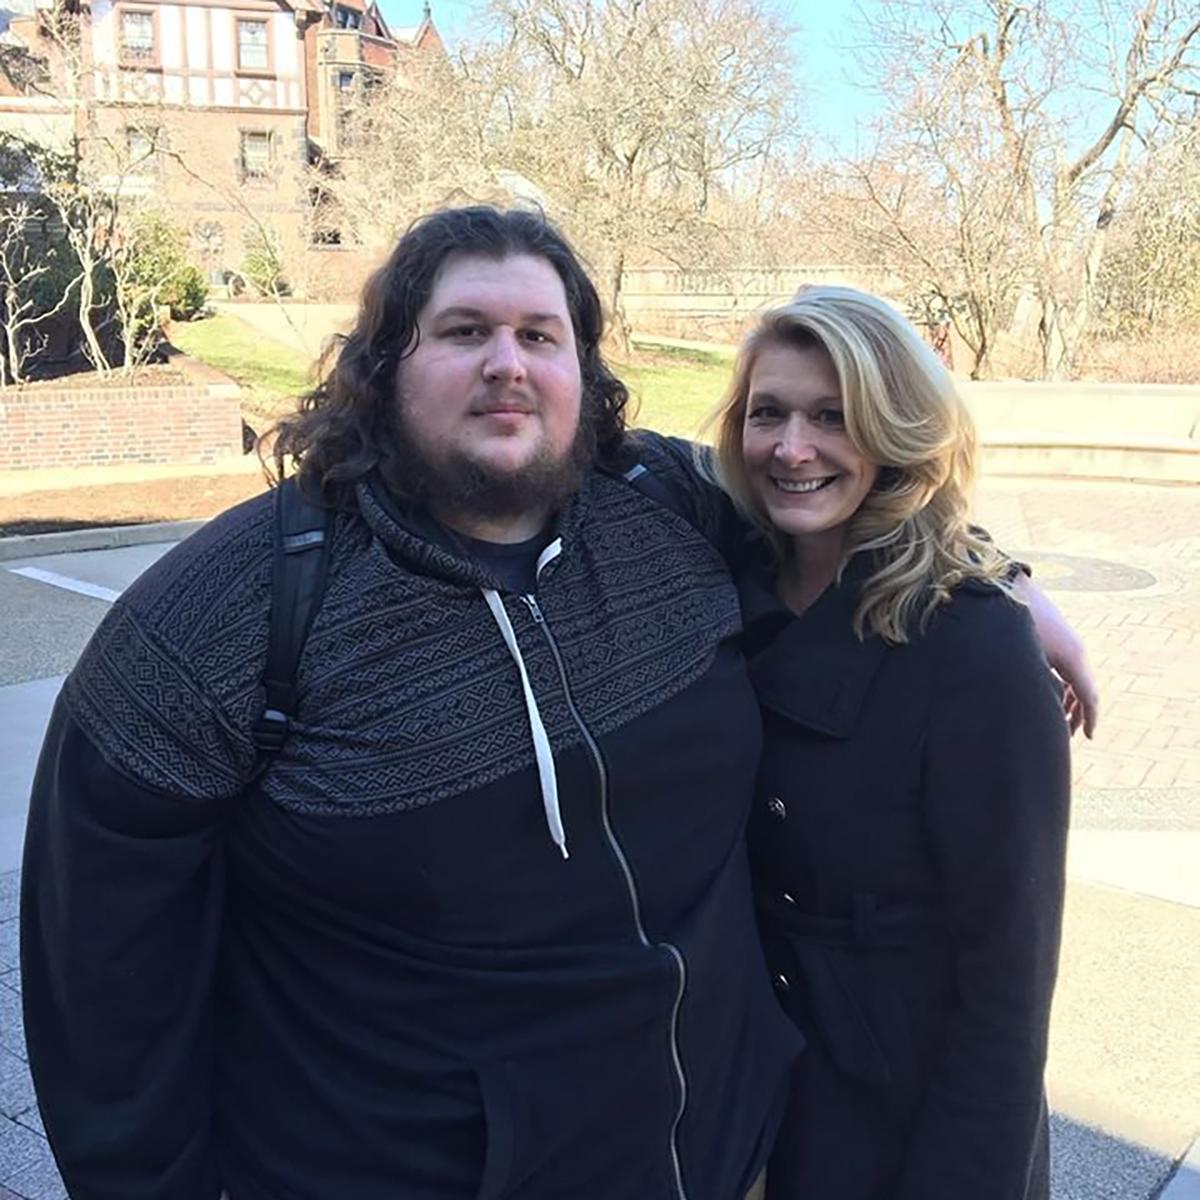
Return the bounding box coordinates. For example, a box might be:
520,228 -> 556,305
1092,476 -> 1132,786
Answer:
301,243 -> 382,300
92,106 -> 310,285
0,383 -> 243,470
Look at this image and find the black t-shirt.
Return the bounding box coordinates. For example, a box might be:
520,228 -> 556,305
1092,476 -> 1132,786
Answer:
367,479 -> 552,594
453,528 -> 552,594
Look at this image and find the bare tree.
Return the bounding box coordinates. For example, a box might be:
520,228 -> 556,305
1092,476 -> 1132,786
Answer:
318,53 -> 499,252
1093,119 -> 1200,333
3,3 -> 211,374
0,202 -> 81,384
850,0 -> 1200,377
303,0 -> 805,343
475,0 -> 800,345
844,89 -> 1034,378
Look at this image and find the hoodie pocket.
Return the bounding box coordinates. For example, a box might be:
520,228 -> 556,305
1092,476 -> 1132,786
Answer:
475,1064 -> 517,1200
471,1036 -> 675,1199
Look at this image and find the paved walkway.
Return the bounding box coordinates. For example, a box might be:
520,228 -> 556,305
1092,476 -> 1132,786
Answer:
0,475 -> 1196,1198
213,300 -> 354,359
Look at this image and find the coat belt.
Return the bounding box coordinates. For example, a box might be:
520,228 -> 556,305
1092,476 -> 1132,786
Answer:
757,890 -> 947,1088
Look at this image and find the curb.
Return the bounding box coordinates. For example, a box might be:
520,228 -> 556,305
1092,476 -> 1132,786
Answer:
0,519 -> 206,562
1159,1136 -> 1200,1199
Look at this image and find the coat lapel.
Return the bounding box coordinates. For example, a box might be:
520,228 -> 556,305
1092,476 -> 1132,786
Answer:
740,556 -> 889,739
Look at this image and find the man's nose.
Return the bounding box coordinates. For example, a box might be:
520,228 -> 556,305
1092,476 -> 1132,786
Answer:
482,328 -> 526,382
773,420 -> 818,466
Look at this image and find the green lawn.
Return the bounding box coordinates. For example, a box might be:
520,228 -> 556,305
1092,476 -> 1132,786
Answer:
170,313 -> 316,426
622,357 -> 727,441
173,311 -> 731,439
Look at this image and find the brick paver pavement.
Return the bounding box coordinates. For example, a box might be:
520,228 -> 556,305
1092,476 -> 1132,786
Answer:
974,477 -> 1200,792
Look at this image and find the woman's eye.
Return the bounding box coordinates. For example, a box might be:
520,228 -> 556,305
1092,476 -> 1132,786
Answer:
747,405 -> 779,422
521,329 -> 553,345
444,325 -> 484,338
815,409 -> 846,428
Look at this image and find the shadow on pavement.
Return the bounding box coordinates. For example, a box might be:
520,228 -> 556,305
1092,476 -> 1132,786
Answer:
0,519 -> 148,538
1050,1111 -> 1181,1200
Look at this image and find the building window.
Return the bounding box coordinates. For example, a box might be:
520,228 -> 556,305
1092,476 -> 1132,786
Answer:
336,70 -> 356,89
240,130 -> 272,178
308,184 -> 344,246
126,126 -> 157,161
334,6 -> 361,29
119,9 -> 157,66
237,18 -> 270,71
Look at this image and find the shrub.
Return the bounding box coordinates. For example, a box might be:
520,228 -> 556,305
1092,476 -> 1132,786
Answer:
117,212 -> 208,358
163,264 -> 208,320
241,226 -> 291,297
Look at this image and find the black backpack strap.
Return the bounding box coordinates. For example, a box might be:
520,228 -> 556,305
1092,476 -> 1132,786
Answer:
252,479 -> 333,754
621,461 -> 694,526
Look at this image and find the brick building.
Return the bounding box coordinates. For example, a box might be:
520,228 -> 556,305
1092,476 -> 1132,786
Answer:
0,0 -> 442,293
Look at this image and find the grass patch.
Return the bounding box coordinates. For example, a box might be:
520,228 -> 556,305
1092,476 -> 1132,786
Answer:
173,311 -> 732,442
171,313 -> 315,427
630,336 -> 736,368
620,356 -> 728,441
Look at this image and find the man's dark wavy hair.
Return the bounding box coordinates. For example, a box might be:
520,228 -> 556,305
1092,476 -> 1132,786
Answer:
269,206 -> 632,502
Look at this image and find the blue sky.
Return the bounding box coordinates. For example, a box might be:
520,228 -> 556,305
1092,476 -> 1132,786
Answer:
378,0 -> 881,155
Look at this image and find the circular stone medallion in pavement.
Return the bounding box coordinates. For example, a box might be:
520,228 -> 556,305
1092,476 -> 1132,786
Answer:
1020,552 -> 1157,593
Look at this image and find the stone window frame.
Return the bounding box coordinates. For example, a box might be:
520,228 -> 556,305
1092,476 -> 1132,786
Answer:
234,12 -> 274,77
238,127 -> 275,183
116,5 -> 161,70
125,124 -> 165,175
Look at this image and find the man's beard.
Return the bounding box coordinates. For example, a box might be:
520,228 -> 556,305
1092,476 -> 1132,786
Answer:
383,401 -> 597,528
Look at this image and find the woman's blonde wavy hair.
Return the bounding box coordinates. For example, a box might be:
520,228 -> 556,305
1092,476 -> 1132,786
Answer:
708,285 -> 1009,644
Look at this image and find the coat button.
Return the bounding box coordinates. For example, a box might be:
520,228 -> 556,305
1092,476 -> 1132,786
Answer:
767,796 -> 787,821
773,972 -> 790,995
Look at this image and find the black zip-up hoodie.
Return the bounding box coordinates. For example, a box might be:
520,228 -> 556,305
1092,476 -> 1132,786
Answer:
22,434 -> 800,1200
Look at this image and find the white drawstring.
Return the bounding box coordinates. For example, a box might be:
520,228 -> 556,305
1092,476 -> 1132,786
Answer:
482,588 -> 568,859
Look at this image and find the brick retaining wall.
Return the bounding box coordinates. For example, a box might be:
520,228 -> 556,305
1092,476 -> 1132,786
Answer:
0,377 -> 243,471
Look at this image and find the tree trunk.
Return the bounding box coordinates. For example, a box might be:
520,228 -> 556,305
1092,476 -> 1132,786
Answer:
77,266 -> 110,375
4,293 -> 20,386
1037,290 -> 1073,380
606,252 -> 631,357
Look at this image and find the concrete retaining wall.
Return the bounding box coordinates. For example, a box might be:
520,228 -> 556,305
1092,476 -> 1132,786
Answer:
621,266 -> 903,340
961,382 -> 1200,483
962,381 -> 1198,442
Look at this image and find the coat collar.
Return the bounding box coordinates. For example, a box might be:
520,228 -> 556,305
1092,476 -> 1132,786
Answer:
740,551 -> 890,739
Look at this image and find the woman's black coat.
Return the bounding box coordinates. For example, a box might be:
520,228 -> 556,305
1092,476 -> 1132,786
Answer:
742,558 -> 1071,1200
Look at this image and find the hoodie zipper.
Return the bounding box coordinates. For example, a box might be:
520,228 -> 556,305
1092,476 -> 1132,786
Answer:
522,591 -> 690,1200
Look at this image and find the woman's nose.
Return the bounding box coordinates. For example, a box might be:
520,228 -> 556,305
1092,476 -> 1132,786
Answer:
773,421 -> 818,466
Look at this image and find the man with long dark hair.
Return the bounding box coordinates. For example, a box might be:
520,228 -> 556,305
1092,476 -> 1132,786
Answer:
21,206 -> 1093,1200
21,207 -> 801,1200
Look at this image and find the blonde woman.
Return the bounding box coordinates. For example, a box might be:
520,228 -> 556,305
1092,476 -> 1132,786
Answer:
711,287 -> 1070,1200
